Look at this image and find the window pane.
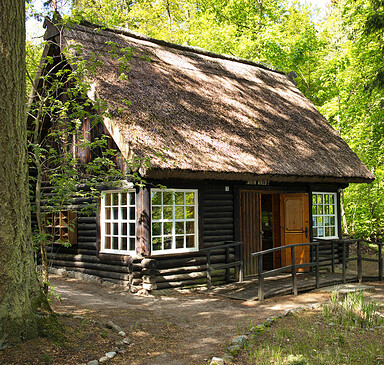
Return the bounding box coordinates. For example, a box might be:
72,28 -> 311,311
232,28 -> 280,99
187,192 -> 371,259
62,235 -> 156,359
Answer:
164,236 -> 172,250
129,207 -> 135,220
129,193 -> 135,205
113,223 -> 118,235
152,237 -> 162,251
330,216 -> 335,225
129,238 -> 135,251
105,223 -> 111,235
175,221 -> 184,234
330,227 -> 335,236
105,194 -> 111,206
186,235 -> 195,248
325,205 -> 329,214
121,237 -> 127,251
176,236 -> 184,249
313,228 -> 318,237
312,205 -> 317,215
186,206 -> 195,219
129,223 -> 135,236
324,216 -> 329,226
325,227 -> 330,237
330,205 -> 334,214
175,206 -> 184,219
312,195 -> 317,205
164,222 -> 173,235
325,195 -> 329,204
152,191 -> 162,205
152,207 -> 161,220
163,191 -> 173,205
164,206 -> 173,220
106,208 -> 111,220
175,192 -> 184,205
105,236 -> 111,249
186,221 -> 195,234
152,222 -> 161,236
121,193 -> 127,205
121,207 -> 127,220
112,193 -> 119,205
330,195 -> 334,204
113,207 -> 119,220
122,223 -> 127,235
318,205 -> 323,215
185,192 -> 195,205
112,236 -> 118,249
317,195 -> 323,204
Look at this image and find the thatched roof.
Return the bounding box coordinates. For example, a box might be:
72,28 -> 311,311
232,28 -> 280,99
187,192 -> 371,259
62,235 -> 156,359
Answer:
46,20 -> 374,183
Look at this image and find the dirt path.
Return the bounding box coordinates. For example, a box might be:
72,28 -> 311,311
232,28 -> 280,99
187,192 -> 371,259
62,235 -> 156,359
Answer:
50,275 -> 345,365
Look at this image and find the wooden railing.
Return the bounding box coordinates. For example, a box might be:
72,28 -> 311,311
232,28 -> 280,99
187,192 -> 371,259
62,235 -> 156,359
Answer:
252,239 -> 383,301
201,241 -> 244,288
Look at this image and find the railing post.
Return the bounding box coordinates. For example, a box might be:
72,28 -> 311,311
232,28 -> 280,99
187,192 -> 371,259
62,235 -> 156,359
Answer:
291,246 -> 297,296
357,240 -> 362,283
225,246 -> 230,283
258,254 -> 264,302
379,242 -> 383,282
316,242 -> 320,289
206,251 -> 212,289
342,240 -> 346,284
239,243 -> 244,283
331,241 -> 335,273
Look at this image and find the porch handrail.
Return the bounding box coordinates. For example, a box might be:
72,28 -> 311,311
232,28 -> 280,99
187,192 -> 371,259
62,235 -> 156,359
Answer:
252,239 -> 383,301
201,241 -> 244,288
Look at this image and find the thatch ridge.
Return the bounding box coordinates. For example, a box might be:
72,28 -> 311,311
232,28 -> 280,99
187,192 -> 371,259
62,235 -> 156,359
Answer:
51,21 -> 374,184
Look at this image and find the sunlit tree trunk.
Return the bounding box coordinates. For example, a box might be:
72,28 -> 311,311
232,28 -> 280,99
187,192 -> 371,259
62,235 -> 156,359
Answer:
0,0 -> 42,345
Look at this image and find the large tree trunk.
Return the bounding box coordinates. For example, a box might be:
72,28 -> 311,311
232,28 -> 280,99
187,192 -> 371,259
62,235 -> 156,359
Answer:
0,0 -> 42,345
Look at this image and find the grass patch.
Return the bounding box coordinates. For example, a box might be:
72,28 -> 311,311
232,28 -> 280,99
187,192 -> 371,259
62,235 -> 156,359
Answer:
243,292 -> 384,365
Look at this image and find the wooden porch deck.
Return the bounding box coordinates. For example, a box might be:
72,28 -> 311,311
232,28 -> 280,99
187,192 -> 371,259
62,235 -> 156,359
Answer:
210,270 -> 372,301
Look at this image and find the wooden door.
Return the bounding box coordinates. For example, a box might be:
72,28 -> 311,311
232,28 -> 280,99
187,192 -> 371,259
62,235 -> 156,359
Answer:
240,191 -> 261,276
280,193 -> 310,270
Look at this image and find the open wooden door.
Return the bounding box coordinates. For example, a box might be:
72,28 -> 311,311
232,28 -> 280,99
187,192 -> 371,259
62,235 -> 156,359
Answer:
280,193 -> 310,271
240,191 -> 261,276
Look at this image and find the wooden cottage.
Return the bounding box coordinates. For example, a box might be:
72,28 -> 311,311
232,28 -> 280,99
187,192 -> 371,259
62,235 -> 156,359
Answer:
34,19 -> 374,290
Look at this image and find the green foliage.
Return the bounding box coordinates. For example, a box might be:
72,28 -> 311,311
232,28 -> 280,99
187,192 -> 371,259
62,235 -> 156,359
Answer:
323,290 -> 384,329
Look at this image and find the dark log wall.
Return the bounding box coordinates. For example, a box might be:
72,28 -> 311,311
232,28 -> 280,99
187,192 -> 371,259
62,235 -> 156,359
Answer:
43,180 -> 346,290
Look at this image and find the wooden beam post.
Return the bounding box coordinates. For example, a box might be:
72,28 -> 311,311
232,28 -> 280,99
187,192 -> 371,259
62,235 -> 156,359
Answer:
315,242 -> 320,289
357,240 -> 362,283
136,187 -> 151,256
258,254 -> 264,301
291,246 -> 297,296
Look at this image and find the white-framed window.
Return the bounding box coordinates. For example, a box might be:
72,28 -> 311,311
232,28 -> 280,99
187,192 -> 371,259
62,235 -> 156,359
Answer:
151,189 -> 198,254
100,190 -> 136,254
312,192 -> 338,239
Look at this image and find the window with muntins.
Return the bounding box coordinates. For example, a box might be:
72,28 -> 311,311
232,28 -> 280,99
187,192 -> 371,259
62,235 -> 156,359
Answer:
151,189 -> 198,254
312,192 -> 338,239
100,190 -> 136,254
44,210 -> 77,245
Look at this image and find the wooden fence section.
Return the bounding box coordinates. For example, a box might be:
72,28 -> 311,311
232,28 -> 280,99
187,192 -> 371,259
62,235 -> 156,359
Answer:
252,239 -> 383,301
201,241 -> 244,288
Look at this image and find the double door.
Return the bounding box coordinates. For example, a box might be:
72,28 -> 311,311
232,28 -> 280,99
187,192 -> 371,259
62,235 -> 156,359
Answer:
240,191 -> 309,276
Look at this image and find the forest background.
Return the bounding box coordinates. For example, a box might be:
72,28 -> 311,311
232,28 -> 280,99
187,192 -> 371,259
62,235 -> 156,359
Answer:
27,0 -> 384,241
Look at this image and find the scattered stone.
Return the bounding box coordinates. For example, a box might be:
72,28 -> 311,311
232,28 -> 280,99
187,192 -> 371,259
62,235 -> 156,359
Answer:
142,282 -> 157,291
122,338 -> 131,345
73,315 -> 84,320
98,356 -> 109,364
227,344 -> 241,357
111,347 -> 119,352
222,354 -> 235,363
209,357 -> 225,365
106,321 -> 122,333
136,288 -> 150,296
230,335 -> 248,348
117,349 -> 127,354
87,361 -> 99,365
105,351 -> 116,359
115,340 -> 124,346
118,331 -> 126,337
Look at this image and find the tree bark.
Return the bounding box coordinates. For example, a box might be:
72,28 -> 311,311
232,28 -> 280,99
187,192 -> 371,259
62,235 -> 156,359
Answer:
0,0 -> 42,345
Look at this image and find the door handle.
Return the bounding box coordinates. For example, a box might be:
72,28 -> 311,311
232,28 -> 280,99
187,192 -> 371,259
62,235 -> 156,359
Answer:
304,227 -> 308,238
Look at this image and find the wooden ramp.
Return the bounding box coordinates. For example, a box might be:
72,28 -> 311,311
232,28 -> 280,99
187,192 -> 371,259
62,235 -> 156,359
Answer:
210,271 -> 359,301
